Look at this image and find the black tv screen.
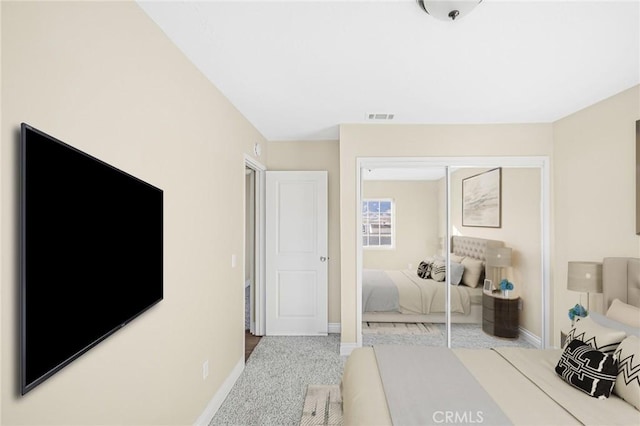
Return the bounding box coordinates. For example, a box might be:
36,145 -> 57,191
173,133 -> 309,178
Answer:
20,123 -> 163,395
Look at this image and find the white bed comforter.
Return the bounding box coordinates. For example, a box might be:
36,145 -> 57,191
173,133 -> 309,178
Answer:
363,269 -> 472,315
342,347 -> 640,426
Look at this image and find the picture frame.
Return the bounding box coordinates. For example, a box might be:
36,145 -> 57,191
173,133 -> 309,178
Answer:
462,168 -> 501,228
483,278 -> 493,292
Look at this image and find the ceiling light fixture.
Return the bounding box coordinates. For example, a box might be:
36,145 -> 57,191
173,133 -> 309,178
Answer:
416,0 -> 483,21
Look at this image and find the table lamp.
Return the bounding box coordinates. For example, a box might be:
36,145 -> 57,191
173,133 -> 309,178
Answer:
567,261 -> 603,312
485,247 -> 512,289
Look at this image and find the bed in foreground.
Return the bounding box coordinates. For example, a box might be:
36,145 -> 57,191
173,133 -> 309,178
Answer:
343,257 -> 640,425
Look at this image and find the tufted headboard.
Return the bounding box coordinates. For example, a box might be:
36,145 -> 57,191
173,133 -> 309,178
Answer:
602,257 -> 640,309
451,236 -> 504,262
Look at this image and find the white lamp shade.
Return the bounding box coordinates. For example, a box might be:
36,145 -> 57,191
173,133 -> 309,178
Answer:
485,247 -> 512,268
567,261 -> 603,293
417,0 -> 483,21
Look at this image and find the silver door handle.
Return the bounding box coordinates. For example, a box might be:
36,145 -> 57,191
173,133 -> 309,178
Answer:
320,256 -> 328,262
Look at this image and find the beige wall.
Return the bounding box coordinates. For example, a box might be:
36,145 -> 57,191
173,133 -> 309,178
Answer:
362,180 -> 440,270
339,124 -> 554,343
267,140 -> 341,324
450,168 -> 542,338
552,85 -> 640,346
1,2 -> 266,424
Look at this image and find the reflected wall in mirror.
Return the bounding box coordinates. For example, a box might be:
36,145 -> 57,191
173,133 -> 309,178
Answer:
450,167 -> 542,347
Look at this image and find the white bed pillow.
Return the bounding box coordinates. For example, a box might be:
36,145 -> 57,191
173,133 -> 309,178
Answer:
450,254 -> 466,264
461,257 -> 483,288
613,335 -> 640,411
565,316 -> 627,354
607,299 -> 640,329
589,311 -> 640,338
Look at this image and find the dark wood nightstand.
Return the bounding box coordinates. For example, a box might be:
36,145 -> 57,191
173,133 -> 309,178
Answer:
482,291 -> 520,338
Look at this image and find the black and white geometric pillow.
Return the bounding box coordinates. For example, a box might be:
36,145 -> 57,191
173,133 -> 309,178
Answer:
613,335 -> 640,411
556,339 -> 618,399
564,316 -> 627,354
417,261 -> 432,279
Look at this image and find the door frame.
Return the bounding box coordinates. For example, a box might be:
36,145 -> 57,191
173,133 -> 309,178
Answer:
244,155 -> 266,336
356,156 -> 551,348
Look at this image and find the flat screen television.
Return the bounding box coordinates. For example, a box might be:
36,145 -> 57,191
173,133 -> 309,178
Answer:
20,123 -> 163,395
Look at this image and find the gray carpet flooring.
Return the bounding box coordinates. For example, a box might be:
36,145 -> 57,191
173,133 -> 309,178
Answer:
210,335 -> 344,426
210,325 -> 534,425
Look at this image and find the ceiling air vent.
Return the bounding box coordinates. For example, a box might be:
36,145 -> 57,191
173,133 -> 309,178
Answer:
366,113 -> 395,121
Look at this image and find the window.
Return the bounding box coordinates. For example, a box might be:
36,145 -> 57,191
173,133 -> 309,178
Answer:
362,199 -> 394,248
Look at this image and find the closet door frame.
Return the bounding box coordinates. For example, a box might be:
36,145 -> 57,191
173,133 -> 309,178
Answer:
356,156 -> 551,348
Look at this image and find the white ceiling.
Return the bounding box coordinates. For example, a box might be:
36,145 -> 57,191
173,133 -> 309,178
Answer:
138,0 -> 640,141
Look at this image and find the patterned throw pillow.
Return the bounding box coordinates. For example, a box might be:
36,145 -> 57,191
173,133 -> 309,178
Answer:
556,339 -> 618,399
430,260 -> 446,282
613,335 -> 640,411
416,261 -> 432,279
564,316 -> 626,354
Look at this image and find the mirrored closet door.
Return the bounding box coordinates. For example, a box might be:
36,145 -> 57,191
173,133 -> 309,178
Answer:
358,159 -> 548,350
448,166 -> 543,350
360,166 -> 448,347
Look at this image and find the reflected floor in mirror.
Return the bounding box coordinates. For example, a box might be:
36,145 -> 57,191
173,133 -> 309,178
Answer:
363,323 -> 535,349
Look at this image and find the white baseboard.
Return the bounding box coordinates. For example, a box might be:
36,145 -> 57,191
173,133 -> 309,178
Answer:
194,358 -> 244,426
340,342 -> 360,356
328,323 -> 341,334
519,326 -> 542,348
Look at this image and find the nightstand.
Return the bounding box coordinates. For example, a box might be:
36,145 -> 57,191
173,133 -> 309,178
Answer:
482,291 -> 520,338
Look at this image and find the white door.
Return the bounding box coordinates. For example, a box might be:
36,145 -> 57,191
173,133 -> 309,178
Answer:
266,171 -> 328,335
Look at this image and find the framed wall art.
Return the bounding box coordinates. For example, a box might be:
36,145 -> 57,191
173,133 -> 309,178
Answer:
462,168 -> 501,228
